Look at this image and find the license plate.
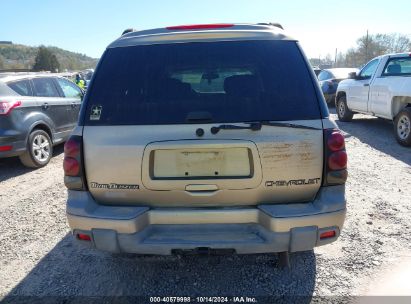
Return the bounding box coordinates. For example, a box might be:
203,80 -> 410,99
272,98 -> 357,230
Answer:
152,147 -> 251,179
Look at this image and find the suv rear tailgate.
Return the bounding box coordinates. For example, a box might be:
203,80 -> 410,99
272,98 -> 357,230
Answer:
81,39 -> 325,207
83,121 -> 323,207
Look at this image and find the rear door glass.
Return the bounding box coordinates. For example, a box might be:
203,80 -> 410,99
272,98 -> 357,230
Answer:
32,78 -> 60,97
85,40 -> 321,125
7,80 -> 33,96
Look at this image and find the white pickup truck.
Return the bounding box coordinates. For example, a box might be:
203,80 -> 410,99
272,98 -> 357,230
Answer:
336,53 -> 411,146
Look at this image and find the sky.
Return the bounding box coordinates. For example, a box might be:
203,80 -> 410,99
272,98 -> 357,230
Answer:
1,0 -> 410,60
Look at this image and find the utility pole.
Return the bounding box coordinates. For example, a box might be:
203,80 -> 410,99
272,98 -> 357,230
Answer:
365,30 -> 369,62
334,48 -> 338,67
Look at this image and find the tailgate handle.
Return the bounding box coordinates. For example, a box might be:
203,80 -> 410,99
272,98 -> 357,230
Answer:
185,111 -> 213,123
185,184 -> 219,192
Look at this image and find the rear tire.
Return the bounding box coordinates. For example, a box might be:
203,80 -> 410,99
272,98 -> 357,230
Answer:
336,96 -> 354,122
394,108 -> 411,147
19,129 -> 53,168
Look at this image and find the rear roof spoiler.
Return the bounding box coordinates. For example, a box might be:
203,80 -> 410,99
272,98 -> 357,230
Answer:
112,23 -> 292,48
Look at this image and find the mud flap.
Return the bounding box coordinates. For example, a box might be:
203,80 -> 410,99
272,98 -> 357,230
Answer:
92,229 -> 120,253
289,226 -> 317,252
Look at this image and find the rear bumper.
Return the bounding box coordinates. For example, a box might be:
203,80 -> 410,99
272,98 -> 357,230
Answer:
66,185 -> 346,254
0,135 -> 26,158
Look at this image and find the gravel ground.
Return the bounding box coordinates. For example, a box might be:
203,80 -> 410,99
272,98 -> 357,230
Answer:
0,109 -> 410,303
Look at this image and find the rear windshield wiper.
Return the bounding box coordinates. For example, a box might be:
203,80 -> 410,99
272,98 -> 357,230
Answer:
210,121 -> 321,134
258,121 -> 321,130
211,123 -> 262,134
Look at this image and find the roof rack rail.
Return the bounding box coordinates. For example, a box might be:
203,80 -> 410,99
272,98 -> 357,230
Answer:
121,28 -> 136,36
0,68 -> 33,73
257,22 -> 284,30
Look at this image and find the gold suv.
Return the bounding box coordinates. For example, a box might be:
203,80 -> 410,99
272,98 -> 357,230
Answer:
63,23 -> 347,264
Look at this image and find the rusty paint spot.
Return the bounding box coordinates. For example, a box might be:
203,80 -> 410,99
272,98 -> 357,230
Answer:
300,152 -> 317,162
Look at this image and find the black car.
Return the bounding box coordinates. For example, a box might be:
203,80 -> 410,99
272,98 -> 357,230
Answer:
0,74 -> 83,167
317,68 -> 358,104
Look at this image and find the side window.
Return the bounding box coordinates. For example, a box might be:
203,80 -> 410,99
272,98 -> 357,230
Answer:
32,78 -> 60,97
7,80 -> 33,96
56,78 -> 82,98
359,59 -> 379,79
383,57 -> 411,76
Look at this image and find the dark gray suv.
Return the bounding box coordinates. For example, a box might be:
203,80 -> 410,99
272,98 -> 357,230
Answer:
0,74 -> 83,168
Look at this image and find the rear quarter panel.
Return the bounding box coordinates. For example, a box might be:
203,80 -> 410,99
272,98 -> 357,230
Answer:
1,96 -> 35,138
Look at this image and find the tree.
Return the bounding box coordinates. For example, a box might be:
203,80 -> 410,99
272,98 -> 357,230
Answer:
0,55 -> 4,69
356,33 -> 385,63
309,53 -> 335,68
49,54 -> 60,72
334,32 -> 411,68
32,46 -> 60,72
374,33 -> 411,53
9,62 -> 25,69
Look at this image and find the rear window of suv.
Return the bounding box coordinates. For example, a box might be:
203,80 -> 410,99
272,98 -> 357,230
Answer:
7,80 -> 33,96
84,40 -> 321,125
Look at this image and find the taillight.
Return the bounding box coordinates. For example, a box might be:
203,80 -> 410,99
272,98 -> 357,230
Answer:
323,129 -> 348,186
327,131 -> 345,151
320,230 -> 336,240
0,100 -> 21,115
63,157 -> 80,176
63,136 -> 86,190
64,138 -> 80,157
166,24 -> 234,30
328,151 -> 347,170
76,233 -> 92,241
0,145 -> 13,152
